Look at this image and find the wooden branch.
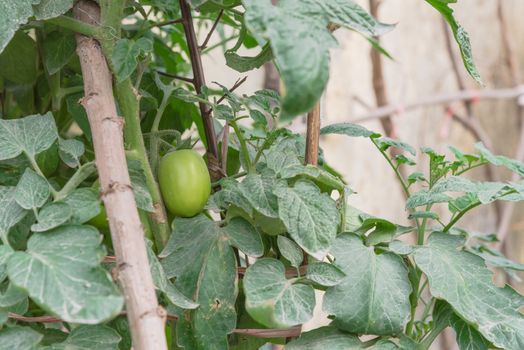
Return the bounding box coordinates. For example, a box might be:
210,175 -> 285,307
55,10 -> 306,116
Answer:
305,103 -> 321,165
73,2 -> 167,349
8,313 -> 302,339
495,0 -> 524,251
369,0 -> 395,138
156,70 -> 194,84
352,85 -> 524,124
179,0 -> 221,180
200,10 -> 224,51
368,0 -> 409,187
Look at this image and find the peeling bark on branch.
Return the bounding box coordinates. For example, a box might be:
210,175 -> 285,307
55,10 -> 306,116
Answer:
73,1 -> 167,349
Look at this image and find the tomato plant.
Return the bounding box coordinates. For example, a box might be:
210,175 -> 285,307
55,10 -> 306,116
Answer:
0,0 -> 522,350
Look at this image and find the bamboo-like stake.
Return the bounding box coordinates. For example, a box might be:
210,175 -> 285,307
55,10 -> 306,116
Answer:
305,103 -> 321,165
73,2 -> 167,349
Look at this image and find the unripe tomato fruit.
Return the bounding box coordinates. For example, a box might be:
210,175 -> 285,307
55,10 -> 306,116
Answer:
159,149 -> 211,217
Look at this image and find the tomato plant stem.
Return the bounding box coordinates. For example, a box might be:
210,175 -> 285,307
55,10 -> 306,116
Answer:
55,161 -> 97,200
115,79 -> 171,249
150,82 -> 176,176
230,120 -> 253,173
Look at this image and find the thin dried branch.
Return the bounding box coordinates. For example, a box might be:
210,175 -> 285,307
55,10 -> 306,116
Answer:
156,70 -> 194,84
179,0 -> 221,179
150,18 -> 183,28
200,10 -> 224,51
353,85 -> 524,124
495,0 -> 524,252
74,2 -> 166,349
368,0 -> 409,190
215,76 -> 248,105
8,313 -> 302,338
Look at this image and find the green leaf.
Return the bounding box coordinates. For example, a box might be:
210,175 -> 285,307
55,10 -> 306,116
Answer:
225,43 -> 273,73
63,188 -> 101,224
425,0 -> 481,84
42,30 -> 76,75
238,174 -> 279,218
389,240 -> 414,256
32,0 -> 74,20
320,122 -> 378,138
408,176 -> 515,210
468,246 -> 524,272
7,225 -> 123,323
0,1 -> 38,53
354,217 -> 412,246
31,202 -> 72,232
0,246 -> 14,283
160,214 -> 241,348
277,235 -> 303,268
413,233 -> 524,349
306,262 -> 345,287
408,211 -> 439,220
279,164 -> 345,192
66,93 -> 91,141
263,135 -> 304,174
0,283 -> 27,308
431,300 -> 490,350
0,326 -> 43,350
275,180 -> 340,259
242,0 -> 392,118
450,315 -> 490,350
244,258 -> 315,328
223,217 -> 264,257
475,142 -> 524,177
43,325 -> 121,350
375,137 -> 416,156
406,189 -> 451,209
324,233 -> 411,335
128,160 -> 155,213
0,31 -> 37,84
0,187 -> 27,239
59,138 -> 84,168
14,168 -> 50,210
146,240 -> 198,310
285,326 -> 361,349
0,112 -> 58,161
112,38 -> 153,82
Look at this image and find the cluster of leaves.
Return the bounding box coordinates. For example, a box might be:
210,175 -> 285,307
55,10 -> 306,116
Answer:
0,0 -> 496,349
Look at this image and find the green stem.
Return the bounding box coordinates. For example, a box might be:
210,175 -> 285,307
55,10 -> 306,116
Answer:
150,85 -> 176,176
115,79 -> 170,250
57,85 -> 84,99
230,120 -> 253,173
371,138 -> 410,197
47,16 -> 102,38
442,201 -> 482,232
56,162 -> 97,200
417,320 -> 448,350
454,161 -> 488,176
0,233 -> 11,248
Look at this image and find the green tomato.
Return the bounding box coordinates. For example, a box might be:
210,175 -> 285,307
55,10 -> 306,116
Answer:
35,143 -> 59,177
159,149 -> 211,217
